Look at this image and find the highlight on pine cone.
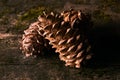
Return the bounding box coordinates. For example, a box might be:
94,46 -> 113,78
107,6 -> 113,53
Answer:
20,9 -> 93,68
37,9 -> 93,68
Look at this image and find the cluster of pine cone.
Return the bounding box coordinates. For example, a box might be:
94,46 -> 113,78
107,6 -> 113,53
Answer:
20,9 -> 93,68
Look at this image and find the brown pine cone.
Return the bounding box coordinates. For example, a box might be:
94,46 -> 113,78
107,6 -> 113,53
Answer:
37,9 -> 92,68
20,21 -> 51,58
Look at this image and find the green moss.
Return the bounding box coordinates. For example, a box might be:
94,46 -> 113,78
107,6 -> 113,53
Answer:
19,6 -> 52,21
11,6 -> 52,33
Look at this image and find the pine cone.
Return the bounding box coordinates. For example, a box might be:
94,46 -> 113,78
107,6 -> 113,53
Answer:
37,9 -> 92,68
20,21 -> 51,58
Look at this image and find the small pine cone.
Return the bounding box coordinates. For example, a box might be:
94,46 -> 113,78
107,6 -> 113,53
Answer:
38,9 -> 92,68
20,21 -> 51,57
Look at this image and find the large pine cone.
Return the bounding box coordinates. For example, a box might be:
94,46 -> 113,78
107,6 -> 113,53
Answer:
20,9 -> 92,68
36,9 -> 92,68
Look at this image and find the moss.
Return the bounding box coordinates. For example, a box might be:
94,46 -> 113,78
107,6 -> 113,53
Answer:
10,6 -> 52,34
18,6 -> 52,21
